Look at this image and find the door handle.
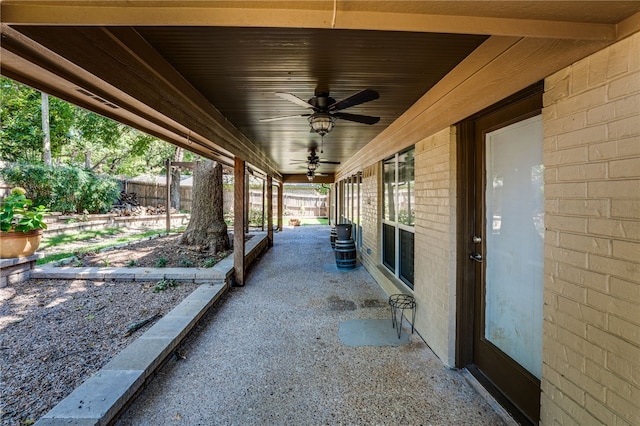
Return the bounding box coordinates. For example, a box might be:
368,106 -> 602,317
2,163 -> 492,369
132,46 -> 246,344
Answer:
470,253 -> 483,263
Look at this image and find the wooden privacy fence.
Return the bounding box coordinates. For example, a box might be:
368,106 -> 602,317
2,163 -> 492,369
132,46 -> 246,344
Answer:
121,179 -> 194,211
120,179 -> 328,217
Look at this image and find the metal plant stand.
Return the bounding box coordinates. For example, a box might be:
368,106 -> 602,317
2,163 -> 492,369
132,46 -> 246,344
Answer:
388,294 -> 416,339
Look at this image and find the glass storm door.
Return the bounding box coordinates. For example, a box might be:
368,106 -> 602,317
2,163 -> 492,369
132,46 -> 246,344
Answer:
472,107 -> 544,424
485,115 -> 544,378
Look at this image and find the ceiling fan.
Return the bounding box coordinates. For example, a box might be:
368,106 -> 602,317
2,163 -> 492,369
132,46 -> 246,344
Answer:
290,148 -> 341,168
290,148 -> 340,181
260,88 -> 380,136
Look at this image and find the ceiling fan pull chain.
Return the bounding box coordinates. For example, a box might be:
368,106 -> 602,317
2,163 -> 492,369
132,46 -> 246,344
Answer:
320,135 -> 324,153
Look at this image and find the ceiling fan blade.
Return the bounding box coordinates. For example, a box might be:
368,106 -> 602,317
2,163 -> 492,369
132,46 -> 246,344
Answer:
319,160 -> 341,164
329,89 -> 379,111
333,112 -> 380,125
275,92 -> 315,109
259,113 -> 310,122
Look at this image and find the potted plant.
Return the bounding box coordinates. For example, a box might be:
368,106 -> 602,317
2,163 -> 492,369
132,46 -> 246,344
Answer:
0,187 -> 48,258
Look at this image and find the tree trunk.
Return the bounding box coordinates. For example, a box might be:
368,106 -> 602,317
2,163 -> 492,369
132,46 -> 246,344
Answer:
180,160 -> 230,253
170,147 -> 183,210
41,92 -> 51,166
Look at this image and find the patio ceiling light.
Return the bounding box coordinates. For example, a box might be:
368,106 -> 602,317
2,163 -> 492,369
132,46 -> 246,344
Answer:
308,113 -> 335,136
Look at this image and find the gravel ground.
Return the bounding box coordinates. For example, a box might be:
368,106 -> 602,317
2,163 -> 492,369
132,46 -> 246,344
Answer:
116,225 -> 507,425
0,276 -> 198,425
1,226 -> 507,425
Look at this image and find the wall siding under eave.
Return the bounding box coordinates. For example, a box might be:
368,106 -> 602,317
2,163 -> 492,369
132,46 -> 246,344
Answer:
360,164 -> 380,274
357,128 -> 459,366
414,127 -> 459,367
540,31 -> 640,426
348,29 -> 638,426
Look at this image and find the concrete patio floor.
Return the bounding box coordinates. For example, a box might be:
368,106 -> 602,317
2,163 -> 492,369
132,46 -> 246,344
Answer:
115,225 -> 508,425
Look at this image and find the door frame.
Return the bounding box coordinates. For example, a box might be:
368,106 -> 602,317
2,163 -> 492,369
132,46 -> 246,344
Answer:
455,82 -> 544,424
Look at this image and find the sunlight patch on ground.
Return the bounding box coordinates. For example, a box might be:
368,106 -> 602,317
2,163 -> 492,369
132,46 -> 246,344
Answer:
0,288 -> 22,330
45,297 -> 70,309
0,287 -> 15,302
0,315 -> 23,330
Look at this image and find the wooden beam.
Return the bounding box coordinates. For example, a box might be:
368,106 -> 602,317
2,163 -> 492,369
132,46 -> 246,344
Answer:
617,12 -> 640,40
267,175 -> 273,247
282,173 -> 334,184
233,157 -> 246,287
0,2 -> 618,40
170,161 -> 195,169
0,30 -> 219,161
0,24 -> 281,179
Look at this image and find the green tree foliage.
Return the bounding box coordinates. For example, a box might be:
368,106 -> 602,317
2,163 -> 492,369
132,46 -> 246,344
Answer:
66,108 -> 178,175
1,77 -> 196,177
1,163 -> 119,214
0,77 -> 74,162
315,183 -> 330,195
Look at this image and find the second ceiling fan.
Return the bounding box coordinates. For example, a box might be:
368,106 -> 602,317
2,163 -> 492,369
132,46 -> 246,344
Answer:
260,88 -> 380,136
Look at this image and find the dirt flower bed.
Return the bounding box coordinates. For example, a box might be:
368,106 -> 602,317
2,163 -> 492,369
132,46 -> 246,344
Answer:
71,233 -> 232,268
1,232 -> 236,424
0,277 -> 199,425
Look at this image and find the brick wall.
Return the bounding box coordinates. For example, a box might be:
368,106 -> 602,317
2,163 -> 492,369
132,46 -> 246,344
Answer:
359,164 -> 380,271
414,127 -> 458,366
541,32 -> 640,426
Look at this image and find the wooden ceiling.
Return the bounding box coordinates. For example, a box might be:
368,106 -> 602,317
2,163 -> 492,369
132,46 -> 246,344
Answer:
135,26 -> 487,175
2,1 -> 640,181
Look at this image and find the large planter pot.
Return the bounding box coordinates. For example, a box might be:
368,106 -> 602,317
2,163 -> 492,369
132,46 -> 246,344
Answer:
0,229 -> 43,258
335,224 -> 352,240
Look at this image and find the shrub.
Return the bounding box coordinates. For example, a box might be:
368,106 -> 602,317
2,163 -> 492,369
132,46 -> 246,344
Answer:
248,208 -> 264,226
1,162 -> 119,214
153,279 -> 178,292
76,174 -> 119,213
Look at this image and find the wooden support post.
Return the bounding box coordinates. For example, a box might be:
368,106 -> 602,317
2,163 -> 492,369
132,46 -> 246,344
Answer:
267,175 -> 273,247
165,158 -> 171,233
244,172 -> 250,234
261,179 -> 265,232
234,157 -> 246,286
277,181 -> 283,231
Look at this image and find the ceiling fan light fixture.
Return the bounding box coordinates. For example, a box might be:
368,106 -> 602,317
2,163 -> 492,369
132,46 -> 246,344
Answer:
307,162 -> 318,171
307,170 -> 315,181
308,113 -> 335,136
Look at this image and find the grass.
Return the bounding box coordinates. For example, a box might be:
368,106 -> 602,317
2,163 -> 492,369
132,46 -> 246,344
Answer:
41,228 -> 125,249
37,228 -> 180,265
299,217 -> 329,226
35,219 -> 326,266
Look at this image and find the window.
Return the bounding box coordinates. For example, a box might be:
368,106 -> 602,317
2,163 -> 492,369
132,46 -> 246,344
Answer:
337,173 -> 362,247
382,147 -> 415,289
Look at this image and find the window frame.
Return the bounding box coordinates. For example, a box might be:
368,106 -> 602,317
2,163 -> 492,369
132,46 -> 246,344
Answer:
381,147 -> 415,289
